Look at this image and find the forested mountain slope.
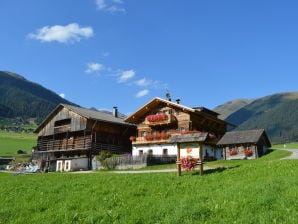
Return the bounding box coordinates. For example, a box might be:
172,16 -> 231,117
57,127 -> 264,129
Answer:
0,71 -> 76,123
225,92 -> 298,143
213,99 -> 254,120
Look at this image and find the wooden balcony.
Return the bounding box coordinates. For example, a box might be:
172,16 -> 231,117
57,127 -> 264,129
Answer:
132,136 -> 171,145
145,114 -> 176,126
37,135 -> 92,151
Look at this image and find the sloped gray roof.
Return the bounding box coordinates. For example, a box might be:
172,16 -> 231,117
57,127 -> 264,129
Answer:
35,104 -> 134,133
217,129 -> 271,146
62,104 -> 132,126
170,132 -> 208,143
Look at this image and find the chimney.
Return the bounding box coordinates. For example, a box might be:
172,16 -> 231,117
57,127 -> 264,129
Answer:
176,99 -> 181,104
166,92 -> 171,101
113,106 -> 118,117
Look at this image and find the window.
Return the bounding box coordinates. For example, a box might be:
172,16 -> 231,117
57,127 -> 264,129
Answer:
148,149 -> 153,156
54,119 -> 71,133
139,150 -> 143,156
163,148 -> 168,156
54,119 -> 71,127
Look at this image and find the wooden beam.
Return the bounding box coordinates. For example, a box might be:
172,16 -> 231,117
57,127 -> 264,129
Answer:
176,143 -> 181,176
199,143 -> 203,176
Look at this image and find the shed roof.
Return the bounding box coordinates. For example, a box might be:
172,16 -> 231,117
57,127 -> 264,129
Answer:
216,129 -> 271,147
170,132 -> 208,143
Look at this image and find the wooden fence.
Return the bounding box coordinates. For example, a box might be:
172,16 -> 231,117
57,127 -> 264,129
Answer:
95,155 -> 177,170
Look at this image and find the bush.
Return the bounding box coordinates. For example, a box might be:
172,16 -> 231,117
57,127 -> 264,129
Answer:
17,149 -> 26,154
96,151 -> 116,170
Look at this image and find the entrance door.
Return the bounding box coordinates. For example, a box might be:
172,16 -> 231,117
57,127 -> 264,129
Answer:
64,160 -> 71,171
56,160 -> 63,172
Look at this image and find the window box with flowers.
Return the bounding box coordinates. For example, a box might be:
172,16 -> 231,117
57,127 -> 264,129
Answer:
243,149 -> 253,157
145,132 -> 170,141
146,114 -> 168,122
229,149 -> 238,156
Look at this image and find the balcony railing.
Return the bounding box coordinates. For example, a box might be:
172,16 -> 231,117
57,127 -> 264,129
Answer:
133,136 -> 171,144
37,135 -> 92,151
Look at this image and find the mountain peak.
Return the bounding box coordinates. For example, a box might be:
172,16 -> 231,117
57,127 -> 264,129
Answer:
1,71 -> 26,80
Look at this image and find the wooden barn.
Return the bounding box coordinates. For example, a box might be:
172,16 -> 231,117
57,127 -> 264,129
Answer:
124,96 -> 229,161
32,104 -> 136,172
217,129 -> 271,160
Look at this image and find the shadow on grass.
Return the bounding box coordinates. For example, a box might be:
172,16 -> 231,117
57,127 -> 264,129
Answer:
191,165 -> 240,176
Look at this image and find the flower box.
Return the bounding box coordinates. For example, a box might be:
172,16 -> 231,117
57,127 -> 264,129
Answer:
229,149 -> 238,156
145,132 -> 170,141
244,149 -> 253,157
146,114 -> 168,122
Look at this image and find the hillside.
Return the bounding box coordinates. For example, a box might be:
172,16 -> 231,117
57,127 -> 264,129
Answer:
226,92 -> 298,143
0,71 -> 76,123
213,98 -> 254,120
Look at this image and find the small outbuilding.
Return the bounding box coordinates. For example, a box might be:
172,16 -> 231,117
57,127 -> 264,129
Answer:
217,129 -> 271,160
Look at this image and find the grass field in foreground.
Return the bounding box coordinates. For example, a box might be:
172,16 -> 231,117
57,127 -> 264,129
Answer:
1,150 -> 298,224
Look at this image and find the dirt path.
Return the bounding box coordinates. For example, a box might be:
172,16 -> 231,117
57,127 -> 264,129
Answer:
280,148 -> 298,160
71,166 -> 214,174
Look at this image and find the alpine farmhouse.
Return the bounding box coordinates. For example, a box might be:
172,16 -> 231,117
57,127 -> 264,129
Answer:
124,97 -> 230,161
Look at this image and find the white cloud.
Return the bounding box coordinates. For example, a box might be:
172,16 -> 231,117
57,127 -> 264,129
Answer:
59,93 -> 65,98
102,51 -> 110,57
106,6 -> 126,13
95,0 -> 106,9
28,23 -> 93,44
85,63 -> 104,74
118,70 -> 135,83
136,89 -> 149,98
113,0 -> 124,3
95,0 -> 126,13
135,78 -> 153,87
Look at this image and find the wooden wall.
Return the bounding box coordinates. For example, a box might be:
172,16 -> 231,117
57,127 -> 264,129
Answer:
136,104 -> 225,136
37,107 -> 87,136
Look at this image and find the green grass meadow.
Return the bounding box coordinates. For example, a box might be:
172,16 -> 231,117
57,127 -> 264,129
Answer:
273,142 -> 298,149
0,130 -> 36,158
1,149 -> 298,224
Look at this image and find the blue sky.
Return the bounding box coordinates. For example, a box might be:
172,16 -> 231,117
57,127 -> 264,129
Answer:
1,0 -> 298,115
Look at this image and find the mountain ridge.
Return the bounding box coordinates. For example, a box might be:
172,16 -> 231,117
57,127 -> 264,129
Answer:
0,71 -> 77,123
223,92 -> 298,143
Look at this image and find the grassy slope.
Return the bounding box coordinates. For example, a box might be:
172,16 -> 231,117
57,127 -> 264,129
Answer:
1,150 -> 298,224
0,130 -> 36,158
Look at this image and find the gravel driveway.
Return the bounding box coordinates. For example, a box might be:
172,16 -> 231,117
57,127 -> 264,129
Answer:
280,148 -> 298,160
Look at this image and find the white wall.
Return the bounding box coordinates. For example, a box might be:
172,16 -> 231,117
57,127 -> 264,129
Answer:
133,143 -> 223,160
132,143 -> 177,156
71,158 -> 88,171
56,158 -> 89,172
